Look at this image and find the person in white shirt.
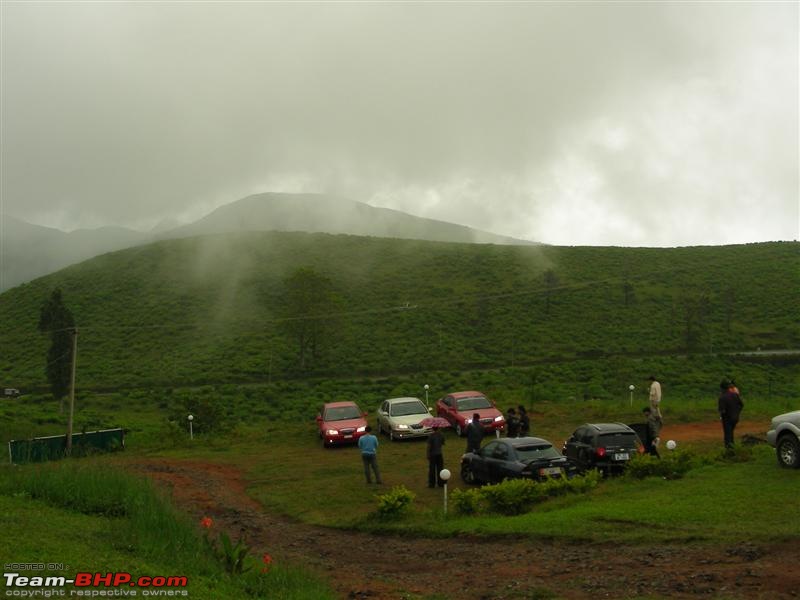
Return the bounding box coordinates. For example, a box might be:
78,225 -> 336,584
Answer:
648,375 -> 662,418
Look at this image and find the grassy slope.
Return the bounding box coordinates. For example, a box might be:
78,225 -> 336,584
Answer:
0,234 -> 797,393
0,462 -> 335,600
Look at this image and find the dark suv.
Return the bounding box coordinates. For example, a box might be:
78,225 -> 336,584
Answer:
563,423 -> 644,473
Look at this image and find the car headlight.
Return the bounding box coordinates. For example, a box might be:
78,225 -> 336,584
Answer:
494,415 -> 504,422
326,429 -> 339,435
396,424 -> 410,430
356,426 -> 366,432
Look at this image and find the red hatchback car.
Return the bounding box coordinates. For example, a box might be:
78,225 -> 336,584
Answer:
436,391 -> 505,437
316,401 -> 369,447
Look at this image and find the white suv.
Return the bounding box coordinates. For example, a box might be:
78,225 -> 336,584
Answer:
766,410 -> 800,469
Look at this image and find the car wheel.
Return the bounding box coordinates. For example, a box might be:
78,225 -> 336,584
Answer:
460,463 -> 477,485
455,423 -> 464,437
776,434 -> 800,469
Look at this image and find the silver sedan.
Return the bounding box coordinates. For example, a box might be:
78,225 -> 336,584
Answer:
376,397 -> 433,441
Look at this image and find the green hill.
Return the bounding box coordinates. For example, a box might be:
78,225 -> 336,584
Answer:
1,233 -> 798,394
163,192 -> 532,245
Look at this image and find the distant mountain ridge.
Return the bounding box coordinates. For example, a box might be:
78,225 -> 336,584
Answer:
162,193 -> 530,245
1,193 -> 533,291
0,215 -> 150,292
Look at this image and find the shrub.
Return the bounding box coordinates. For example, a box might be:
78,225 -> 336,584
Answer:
480,479 -> 547,515
168,395 -> 233,435
566,470 -> 602,493
375,485 -> 416,519
451,488 -> 484,515
626,451 -> 695,480
457,472 -> 602,517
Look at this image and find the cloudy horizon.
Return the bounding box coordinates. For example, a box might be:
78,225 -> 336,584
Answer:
1,2 -> 798,247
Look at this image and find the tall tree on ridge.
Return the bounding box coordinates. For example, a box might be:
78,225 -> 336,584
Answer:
38,288 -> 75,413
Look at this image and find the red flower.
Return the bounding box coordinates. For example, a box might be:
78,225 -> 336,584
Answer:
200,516 -> 213,529
261,553 -> 273,573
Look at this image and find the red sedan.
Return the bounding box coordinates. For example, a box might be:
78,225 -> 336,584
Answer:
436,391 -> 505,437
316,401 -> 369,447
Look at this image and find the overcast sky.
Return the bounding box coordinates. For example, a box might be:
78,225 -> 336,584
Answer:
1,2 -> 798,246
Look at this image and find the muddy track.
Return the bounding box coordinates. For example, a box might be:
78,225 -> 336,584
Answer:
126,421 -> 799,600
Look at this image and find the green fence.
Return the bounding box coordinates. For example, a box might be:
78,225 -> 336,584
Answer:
8,428 -> 126,464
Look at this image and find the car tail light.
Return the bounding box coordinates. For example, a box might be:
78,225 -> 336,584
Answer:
595,447 -> 606,458
637,443 -> 645,454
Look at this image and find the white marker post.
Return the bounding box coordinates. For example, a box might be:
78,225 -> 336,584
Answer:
188,414 -> 194,440
440,468 -> 451,515
628,384 -> 635,407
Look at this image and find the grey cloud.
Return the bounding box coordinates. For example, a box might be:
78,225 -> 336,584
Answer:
1,2 -> 797,245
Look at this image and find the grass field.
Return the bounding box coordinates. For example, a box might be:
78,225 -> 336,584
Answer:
2,391 -> 797,599
115,407 -> 796,541
0,460 -> 335,599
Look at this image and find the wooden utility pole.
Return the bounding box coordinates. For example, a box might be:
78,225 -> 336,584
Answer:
65,327 -> 78,456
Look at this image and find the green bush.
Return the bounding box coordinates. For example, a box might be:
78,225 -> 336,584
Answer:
457,472 -> 602,517
375,485 -> 416,519
451,488 -> 484,515
626,451 -> 695,480
169,395 -> 233,435
563,469 -> 602,493
480,479 -> 548,515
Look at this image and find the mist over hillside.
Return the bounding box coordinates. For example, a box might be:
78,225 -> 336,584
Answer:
1,193 -> 532,291
163,192 -> 532,245
1,232 -> 796,393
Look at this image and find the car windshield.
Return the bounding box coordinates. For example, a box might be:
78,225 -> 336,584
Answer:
598,432 -> 638,446
516,444 -> 561,461
390,401 -> 427,417
324,406 -> 361,421
456,396 -> 492,411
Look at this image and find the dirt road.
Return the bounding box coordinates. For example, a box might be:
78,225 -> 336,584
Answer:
128,420 -> 799,599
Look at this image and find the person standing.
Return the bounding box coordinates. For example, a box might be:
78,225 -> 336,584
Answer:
642,407 -> 662,458
718,379 -> 744,449
358,425 -> 382,484
505,407 -> 519,438
517,405 -> 530,437
427,425 -> 446,487
465,413 -> 484,453
648,375 -> 662,418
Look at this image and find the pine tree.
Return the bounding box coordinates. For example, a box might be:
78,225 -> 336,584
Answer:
38,289 -> 75,411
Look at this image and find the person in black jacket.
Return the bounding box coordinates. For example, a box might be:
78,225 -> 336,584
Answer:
718,379 -> 744,448
642,407 -> 662,457
427,425 -> 446,487
505,407 -> 519,438
517,405 -> 530,437
465,413 -> 484,453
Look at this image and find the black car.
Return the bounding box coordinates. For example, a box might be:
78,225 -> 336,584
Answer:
461,437 -> 576,485
562,423 -> 643,473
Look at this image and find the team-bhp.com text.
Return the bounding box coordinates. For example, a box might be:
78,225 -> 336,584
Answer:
3,573 -> 188,597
